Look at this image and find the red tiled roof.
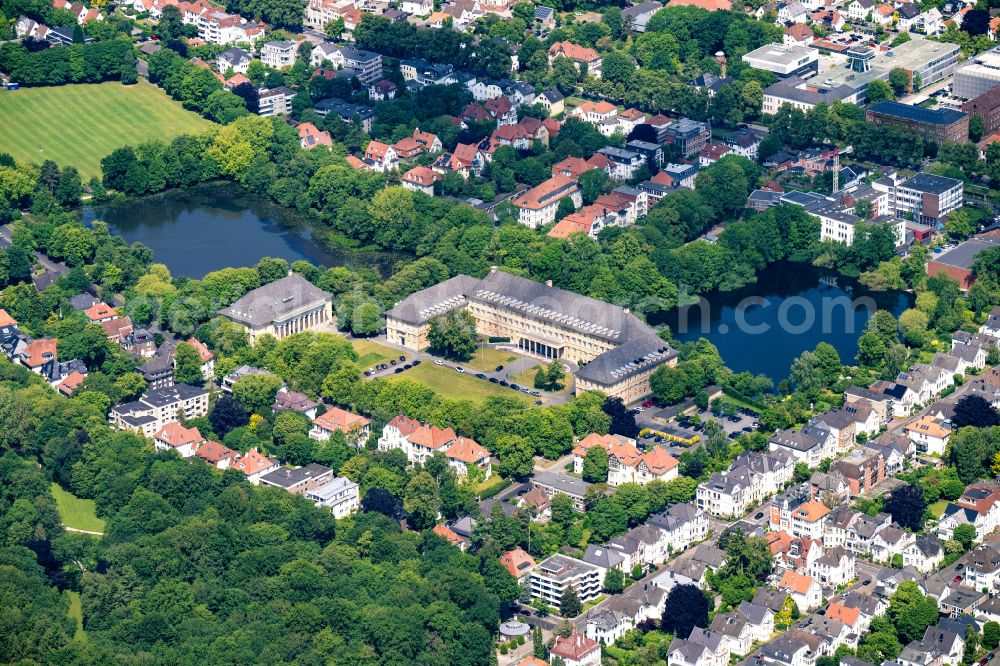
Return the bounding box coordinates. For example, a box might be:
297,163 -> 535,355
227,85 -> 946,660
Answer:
432,523 -> 464,546
57,370 -> 86,396
234,449 -> 277,476
551,630 -> 600,660
195,440 -> 238,464
0,309 -> 16,327
499,547 -> 536,578
445,436 -> 490,463
668,0 -> 732,9
21,338 -> 57,367
314,406 -> 370,433
549,41 -> 600,63
154,422 -> 204,449
84,302 -> 116,321
188,337 -> 214,362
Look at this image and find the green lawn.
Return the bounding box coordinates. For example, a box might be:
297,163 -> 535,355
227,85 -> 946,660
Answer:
929,500 -> 948,518
51,483 -> 106,534
463,347 -> 517,373
66,590 -> 87,643
388,363 -> 530,405
353,338 -> 401,368
0,82 -> 214,179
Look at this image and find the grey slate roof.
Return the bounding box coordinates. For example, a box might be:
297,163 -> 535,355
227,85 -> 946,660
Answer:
219,274 -> 332,328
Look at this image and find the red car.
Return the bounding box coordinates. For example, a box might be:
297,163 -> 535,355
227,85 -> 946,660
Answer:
642,400 -> 654,408
954,575 -> 963,582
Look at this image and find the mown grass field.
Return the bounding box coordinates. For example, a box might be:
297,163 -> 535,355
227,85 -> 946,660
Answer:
66,590 -> 88,643
51,482 -> 106,534
352,338 -> 402,368
463,347 -> 517,373
387,363 -> 530,405
0,82 -> 214,179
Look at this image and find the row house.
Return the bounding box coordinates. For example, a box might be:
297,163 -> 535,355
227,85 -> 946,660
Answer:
829,447 -> 885,496
668,626 -> 730,666
572,432 -> 679,486
548,41 -> 603,77
696,450 -> 794,517
377,415 -> 491,478
768,426 -> 836,468
903,534 -> 946,573
810,409 -> 857,452
905,415 -> 952,456
768,530 -> 823,573
809,546 -> 855,588
180,0 -> 265,45
938,483 -> 1000,540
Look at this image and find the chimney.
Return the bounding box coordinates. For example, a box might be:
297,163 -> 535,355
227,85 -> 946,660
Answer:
545,279 -> 553,287
715,51 -> 727,79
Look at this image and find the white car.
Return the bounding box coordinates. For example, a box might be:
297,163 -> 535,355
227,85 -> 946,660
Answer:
434,359 -> 445,366
455,366 -> 464,373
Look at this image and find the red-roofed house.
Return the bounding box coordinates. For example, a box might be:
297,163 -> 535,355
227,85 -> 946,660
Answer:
378,414 -> 457,466
84,302 -> 117,322
444,436 -> 492,479
154,422 -> 206,457
0,309 -> 16,327
363,140 -> 398,172
485,95 -> 517,126
777,570 -> 822,611
194,440 -> 238,469
571,100 -> 618,125
56,370 -> 87,396
500,547 -> 536,580
187,338 -> 215,379
432,143 -> 485,179
489,117 -> 550,151
432,523 -> 468,550
784,23 -> 815,46
548,41 -> 603,78
550,629 -> 600,666
512,174 -> 582,228
411,128 -> 441,153
233,448 -> 280,483
18,338 -> 58,372
401,166 -> 442,195
392,136 -> 424,159
298,122 -> 333,150
309,406 -> 371,446
699,141 -> 732,166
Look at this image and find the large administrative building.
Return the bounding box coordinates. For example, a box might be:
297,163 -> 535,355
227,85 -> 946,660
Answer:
384,268 -> 677,403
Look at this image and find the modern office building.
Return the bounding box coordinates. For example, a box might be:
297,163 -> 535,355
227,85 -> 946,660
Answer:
385,268 -> 678,402
866,101 -> 969,145
872,172 -> 964,226
742,44 -> 819,78
954,45 -> 1000,100
762,76 -> 861,114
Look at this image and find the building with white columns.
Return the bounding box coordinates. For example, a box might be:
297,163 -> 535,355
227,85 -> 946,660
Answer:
219,274 -> 334,343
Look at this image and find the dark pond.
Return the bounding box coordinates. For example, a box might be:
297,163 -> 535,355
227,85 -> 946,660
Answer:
80,182 -> 405,279
652,261 -> 914,381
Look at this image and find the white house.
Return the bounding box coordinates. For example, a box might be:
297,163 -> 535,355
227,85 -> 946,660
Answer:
778,570 -> 822,611
809,547 -> 856,587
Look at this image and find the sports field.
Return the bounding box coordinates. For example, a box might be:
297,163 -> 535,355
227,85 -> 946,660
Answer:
0,82 -> 214,179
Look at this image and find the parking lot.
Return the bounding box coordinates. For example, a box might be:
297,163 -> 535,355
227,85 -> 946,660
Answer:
674,406 -> 762,440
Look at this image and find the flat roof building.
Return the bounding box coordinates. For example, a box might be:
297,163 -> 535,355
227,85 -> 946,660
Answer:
954,45 -> 1000,100
742,44 -> 819,78
763,76 -> 860,114
821,38 -> 960,103
528,553 -> 602,606
927,236 -> 1000,290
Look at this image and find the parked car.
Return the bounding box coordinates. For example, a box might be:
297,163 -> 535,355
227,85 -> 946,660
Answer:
754,512 -> 764,520
534,400 -> 543,406
394,367 -> 403,374
510,383 -> 520,391
495,365 -> 504,372
489,377 -> 499,383
476,373 -> 486,379
642,400 -> 654,408
434,359 -> 444,366
499,380 -> 509,387
390,359 -> 396,366
455,366 -> 464,373
364,371 -> 372,376
399,355 -> 406,362
404,364 -> 412,369
412,359 -> 421,366
862,579 -> 871,585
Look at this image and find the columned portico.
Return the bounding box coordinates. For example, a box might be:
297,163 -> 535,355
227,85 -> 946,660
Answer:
275,305 -> 330,340
518,337 -> 563,360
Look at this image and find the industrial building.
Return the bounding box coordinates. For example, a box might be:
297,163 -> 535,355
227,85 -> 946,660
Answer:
954,45 -> 1000,100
